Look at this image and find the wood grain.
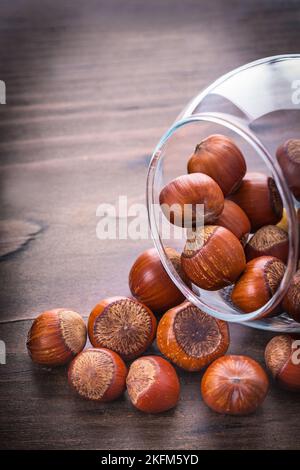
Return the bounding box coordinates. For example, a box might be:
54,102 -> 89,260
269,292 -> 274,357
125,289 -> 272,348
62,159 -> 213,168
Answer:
0,0 -> 300,450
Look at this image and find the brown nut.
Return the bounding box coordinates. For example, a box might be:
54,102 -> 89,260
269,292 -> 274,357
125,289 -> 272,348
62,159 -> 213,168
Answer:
157,301 -> 229,371
181,226 -> 246,290
231,256 -> 285,314
265,335 -> 300,391
201,355 -> 269,415
68,348 -> 127,401
159,173 -> 224,227
88,296 -> 157,361
214,200 -> 251,245
282,270 -> 300,322
187,134 -> 246,196
129,247 -> 186,314
27,309 -> 87,366
276,139 -> 300,201
245,225 -> 289,263
228,172 -> 283,230
126,355 -> 180,413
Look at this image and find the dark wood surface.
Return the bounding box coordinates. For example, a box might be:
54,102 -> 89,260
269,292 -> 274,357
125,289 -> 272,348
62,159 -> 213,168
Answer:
0,0 -> 300,450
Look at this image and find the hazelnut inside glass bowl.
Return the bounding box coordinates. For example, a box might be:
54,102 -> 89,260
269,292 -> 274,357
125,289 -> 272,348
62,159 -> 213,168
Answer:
147,55 -> 300,332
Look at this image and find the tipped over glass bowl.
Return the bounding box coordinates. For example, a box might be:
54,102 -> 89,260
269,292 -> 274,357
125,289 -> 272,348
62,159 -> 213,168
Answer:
147,55 -> 300,332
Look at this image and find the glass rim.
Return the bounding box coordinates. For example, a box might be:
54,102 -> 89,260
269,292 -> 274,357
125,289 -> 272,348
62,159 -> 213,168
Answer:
180,53 -> 300,121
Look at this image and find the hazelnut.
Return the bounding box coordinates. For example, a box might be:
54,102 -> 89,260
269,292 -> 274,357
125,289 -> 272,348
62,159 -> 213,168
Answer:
181,226 -> 246,290
282,270 -> 300,322
157,301 -> 229,371
27,309 -> 87,366
159,173 -> 224,227
68,348 -> 127,401
229,172 -> 283,230
201,355 -> 269,415
88,296 -> 157,361
231,256 -> 286,314
126,355 -> 180,413
214,200 -> 251,245
245,225 -> 289,263
187,134 -> 246,196
265,335 -> 300,391
129,247 -> 186,314
276,139 -> 300,201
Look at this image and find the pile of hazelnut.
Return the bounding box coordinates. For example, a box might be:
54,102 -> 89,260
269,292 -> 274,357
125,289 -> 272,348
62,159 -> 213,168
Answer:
27,136 -> 300,416
160,135 -> 300,316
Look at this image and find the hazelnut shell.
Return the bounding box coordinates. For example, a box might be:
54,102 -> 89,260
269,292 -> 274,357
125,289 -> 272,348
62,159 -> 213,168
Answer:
201,355 -> 269,415
228,172 -> 283,230
27,309 -> 87,366
181,225 -> 246,290
159,173 -> 224,227
157,301 -> 230,371
126,355 -> 180,413
265,335 -> 300,392
187,134 -> 246,196
88,296 -> 157,361
68,348 -> 127,401
129,247 -> 186,314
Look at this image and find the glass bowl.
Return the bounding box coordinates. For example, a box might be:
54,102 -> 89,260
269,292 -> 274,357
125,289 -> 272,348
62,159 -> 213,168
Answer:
147,55 -> 300,332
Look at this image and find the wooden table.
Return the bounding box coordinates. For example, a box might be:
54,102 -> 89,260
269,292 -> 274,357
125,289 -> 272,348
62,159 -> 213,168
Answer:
0,0 -> 300,450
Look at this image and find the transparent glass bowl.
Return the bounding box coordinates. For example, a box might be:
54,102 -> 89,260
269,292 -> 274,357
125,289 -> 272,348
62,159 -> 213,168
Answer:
147,55 -> 300,332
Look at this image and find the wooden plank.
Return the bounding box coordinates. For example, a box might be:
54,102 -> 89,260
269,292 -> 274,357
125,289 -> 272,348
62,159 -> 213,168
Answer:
0,0 -> 300,450
2,319 -> 300,450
